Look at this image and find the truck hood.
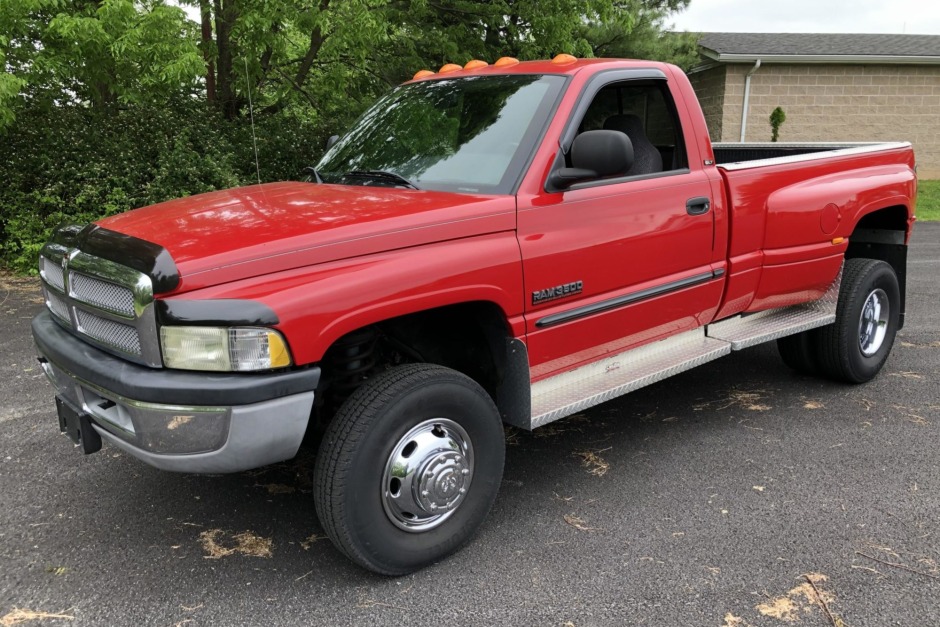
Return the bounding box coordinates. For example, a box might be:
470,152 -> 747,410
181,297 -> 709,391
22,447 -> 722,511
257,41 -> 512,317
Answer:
97,182 -> 516,292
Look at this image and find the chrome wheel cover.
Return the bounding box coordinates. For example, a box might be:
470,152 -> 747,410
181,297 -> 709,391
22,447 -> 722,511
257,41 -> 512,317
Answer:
858,288 -> 889,356
381,418 -> 474,533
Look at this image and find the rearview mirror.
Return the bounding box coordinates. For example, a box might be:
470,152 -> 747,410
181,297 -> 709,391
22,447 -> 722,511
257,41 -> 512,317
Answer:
325,134 -> 340,150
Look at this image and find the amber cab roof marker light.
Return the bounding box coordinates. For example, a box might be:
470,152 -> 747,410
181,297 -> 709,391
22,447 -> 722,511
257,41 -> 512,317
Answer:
552,53 -> 577,65
494,56 -> 519,67
464,59 -> 489,70
438,63 -> 462,74
412,69 -> 434,80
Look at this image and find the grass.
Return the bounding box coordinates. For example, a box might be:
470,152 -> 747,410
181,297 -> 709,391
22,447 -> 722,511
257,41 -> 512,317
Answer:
918,179 -> 940,221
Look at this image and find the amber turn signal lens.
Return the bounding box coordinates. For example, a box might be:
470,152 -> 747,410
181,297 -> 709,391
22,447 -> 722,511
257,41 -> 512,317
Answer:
552,53 -> 577,65
412,69 -> 434,80
438,63 -> 462,73
831,237 -> 846,245
464,59 -> 489,70
494,56 -> 519,67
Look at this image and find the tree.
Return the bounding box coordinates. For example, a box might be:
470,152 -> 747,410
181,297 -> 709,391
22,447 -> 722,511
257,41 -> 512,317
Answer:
181,0 -> 700,120
0,0 -> 205,115
579,0 -> 698,70
2,0 -> 698,127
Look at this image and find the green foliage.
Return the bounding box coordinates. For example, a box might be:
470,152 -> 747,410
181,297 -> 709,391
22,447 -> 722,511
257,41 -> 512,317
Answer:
770,106 -> 787,142
0,0 -> 696,272
0,102 -> 324,272
0,71 -> 24,129
917,179 -> 940,222
2,0 -> 204,111
579,0 -> 699,70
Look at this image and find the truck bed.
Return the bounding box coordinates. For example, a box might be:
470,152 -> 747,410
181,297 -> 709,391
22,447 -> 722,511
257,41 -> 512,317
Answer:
712,139 -> 915,316
713,141 -> 912,170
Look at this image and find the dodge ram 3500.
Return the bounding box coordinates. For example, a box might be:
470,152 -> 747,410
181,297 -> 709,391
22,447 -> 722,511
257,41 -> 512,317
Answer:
32,56 -> 917,575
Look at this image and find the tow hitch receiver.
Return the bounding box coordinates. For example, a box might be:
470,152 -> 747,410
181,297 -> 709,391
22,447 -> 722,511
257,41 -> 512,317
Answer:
56,396 -> 102,455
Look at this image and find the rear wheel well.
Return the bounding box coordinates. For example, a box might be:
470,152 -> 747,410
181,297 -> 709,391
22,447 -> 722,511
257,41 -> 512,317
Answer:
846,204 -> 909,328
315,302 -> 528,429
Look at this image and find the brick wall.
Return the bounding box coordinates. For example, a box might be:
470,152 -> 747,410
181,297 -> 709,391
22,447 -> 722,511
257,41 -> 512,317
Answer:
687,65 -> 726,142
718,63 -> 940,178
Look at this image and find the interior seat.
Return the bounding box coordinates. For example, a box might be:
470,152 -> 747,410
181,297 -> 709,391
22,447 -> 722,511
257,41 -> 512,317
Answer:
602,114 -> 663,176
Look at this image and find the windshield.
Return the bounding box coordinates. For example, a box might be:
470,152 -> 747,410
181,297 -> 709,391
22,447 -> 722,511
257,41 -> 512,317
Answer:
316,74 -> 566,195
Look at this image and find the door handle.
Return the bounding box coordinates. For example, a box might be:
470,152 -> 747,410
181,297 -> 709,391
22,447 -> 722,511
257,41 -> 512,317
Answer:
686,197 -> 711,216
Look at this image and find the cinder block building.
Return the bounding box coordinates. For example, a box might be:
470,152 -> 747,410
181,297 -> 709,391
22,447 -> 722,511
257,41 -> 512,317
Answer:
688,33 -> 940,178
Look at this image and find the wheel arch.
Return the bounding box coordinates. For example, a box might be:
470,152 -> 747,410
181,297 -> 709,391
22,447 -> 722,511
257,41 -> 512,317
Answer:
318,300 -> 531,427
846,203 -> 910,328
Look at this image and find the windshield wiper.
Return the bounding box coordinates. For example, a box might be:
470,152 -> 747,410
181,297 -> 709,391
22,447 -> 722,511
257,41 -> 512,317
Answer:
342,170 -> 420,190
301,166 -> 323,183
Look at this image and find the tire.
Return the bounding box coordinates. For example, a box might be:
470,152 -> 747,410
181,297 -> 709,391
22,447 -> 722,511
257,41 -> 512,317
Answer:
777,330 -> 820,375
313,363 -> 505,575
815,258 -> 900,384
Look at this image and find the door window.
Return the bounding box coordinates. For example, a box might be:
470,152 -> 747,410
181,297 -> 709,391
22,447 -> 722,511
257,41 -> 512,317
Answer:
573,81 -> 688,177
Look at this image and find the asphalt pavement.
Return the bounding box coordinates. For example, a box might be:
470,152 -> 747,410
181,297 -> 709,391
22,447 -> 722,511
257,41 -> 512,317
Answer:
1,224 -> 938,627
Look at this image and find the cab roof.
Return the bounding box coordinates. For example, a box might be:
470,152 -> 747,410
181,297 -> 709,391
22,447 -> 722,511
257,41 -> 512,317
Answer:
406,58 -> 672,83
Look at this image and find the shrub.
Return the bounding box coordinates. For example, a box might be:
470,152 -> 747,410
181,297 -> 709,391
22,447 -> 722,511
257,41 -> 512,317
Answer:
0,101 -> 328,273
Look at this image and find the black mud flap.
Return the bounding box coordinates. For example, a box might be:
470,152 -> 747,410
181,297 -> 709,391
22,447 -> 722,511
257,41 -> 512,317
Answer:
56,397 -> 102,455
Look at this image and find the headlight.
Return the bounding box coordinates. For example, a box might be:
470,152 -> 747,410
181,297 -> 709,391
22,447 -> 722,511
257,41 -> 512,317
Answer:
160,326 -> 292,372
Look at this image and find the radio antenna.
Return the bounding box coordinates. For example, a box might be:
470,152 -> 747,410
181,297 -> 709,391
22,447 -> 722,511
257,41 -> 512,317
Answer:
243,57 -> 262,185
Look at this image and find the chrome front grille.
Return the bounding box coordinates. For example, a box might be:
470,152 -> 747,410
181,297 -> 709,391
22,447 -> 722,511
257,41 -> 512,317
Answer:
70,272 -> 136,317
40,256 -> 65,291
43,285 -> 71,323
75,309 -> 142,354
38,244 -> 161,368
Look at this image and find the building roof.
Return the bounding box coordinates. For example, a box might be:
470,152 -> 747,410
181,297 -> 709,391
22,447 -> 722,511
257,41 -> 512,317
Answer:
698,33 -> 940,64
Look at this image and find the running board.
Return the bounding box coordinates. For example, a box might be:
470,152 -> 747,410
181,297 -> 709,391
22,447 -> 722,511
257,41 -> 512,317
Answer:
705,269 -> 841,350
521,270 -> 842,430
526,329 -> 731,430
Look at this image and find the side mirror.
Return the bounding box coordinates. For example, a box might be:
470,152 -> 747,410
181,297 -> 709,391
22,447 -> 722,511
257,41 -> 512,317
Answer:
325,134 -> 340,150
547,167 -> 600,190
547,130 -> 634,191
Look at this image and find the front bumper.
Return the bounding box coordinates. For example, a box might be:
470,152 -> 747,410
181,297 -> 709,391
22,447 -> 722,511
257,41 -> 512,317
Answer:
32,311 -> 320,473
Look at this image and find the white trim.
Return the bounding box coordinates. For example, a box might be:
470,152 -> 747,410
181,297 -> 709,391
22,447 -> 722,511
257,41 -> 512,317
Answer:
740,59 -> 761,142
687,61 -> 722,74
706,52 -> 940,65
715,141 -> 912,171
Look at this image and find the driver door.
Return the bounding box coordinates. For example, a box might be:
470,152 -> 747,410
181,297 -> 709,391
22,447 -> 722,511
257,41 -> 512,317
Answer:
518,75 -> 723,379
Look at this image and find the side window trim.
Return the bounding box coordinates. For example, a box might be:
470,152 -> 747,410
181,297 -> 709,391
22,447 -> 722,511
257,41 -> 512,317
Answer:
566,167 -> 692,193
557,68 -> 667,154
546,68 -> 692,193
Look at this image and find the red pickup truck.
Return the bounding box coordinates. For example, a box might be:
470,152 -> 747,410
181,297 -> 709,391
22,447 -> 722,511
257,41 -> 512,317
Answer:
33,56 -> 916,575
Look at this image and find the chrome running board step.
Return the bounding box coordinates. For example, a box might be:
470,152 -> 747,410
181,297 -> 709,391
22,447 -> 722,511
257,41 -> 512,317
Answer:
705,268 -> 841,350
527,329 -> 731,430
523,269 -> 842,430
705,304 -> 834,350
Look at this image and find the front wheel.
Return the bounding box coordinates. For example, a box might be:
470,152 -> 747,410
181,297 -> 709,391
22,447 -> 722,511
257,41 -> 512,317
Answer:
815,258 -> 900,383
313,364 -> 505,575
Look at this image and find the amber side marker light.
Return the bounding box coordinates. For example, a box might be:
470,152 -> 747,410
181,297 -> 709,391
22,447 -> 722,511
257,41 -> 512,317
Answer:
413,69 -> 434,80
832,237 -> 846,245
464,59 -> 489,70
494,56 -> 519,67
438,63 -> 462,74
552,53 -> 577,65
